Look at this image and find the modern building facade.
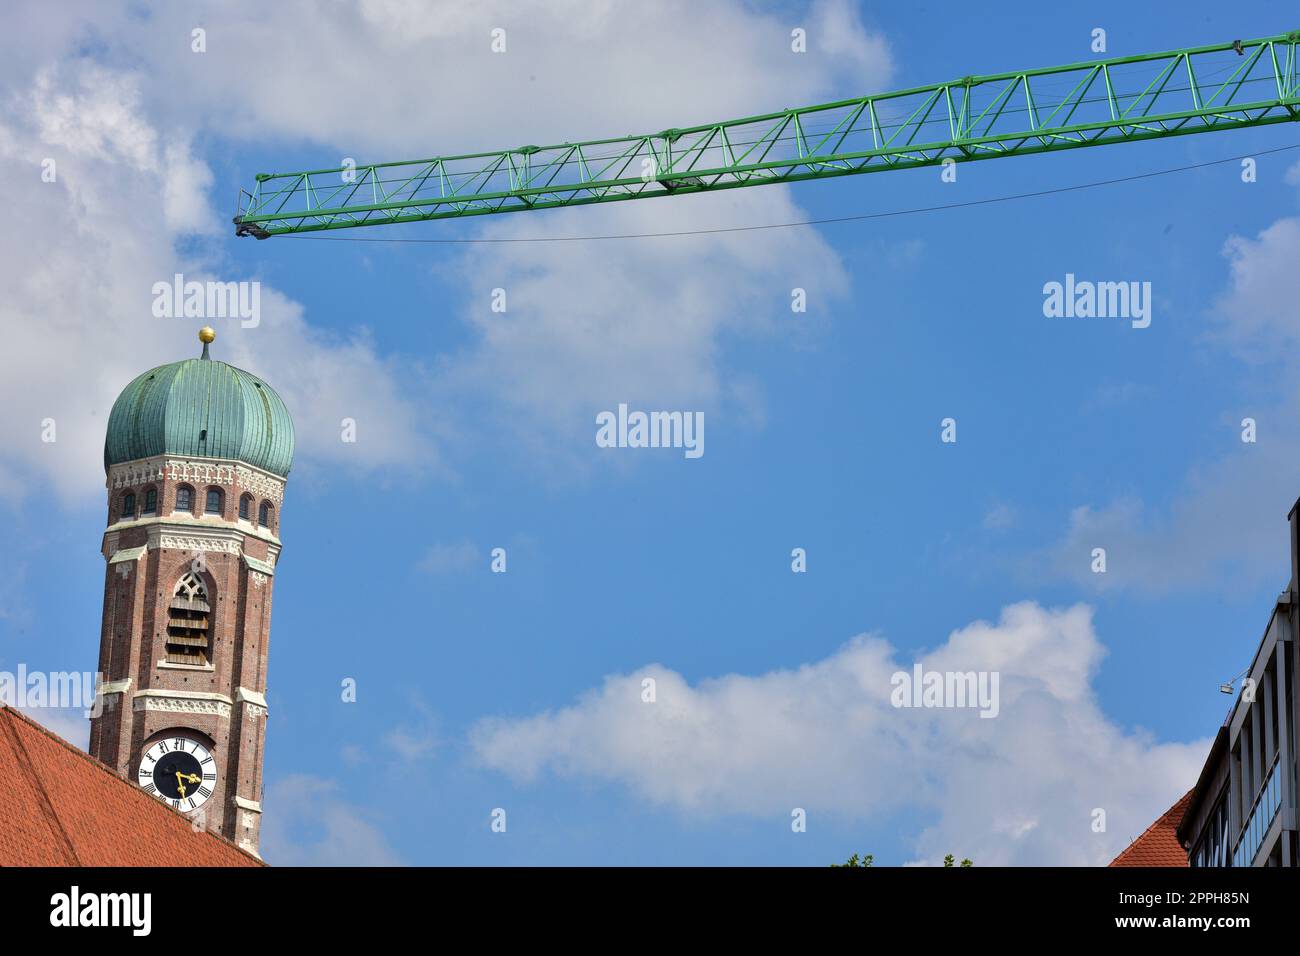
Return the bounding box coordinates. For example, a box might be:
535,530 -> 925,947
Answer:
1176,500 -> 1300,867
88,328 -> 293,856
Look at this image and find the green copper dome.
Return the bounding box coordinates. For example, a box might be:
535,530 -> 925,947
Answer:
104,339 -> 294,478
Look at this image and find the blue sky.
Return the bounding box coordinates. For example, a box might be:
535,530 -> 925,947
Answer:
2,0 -> 1299,865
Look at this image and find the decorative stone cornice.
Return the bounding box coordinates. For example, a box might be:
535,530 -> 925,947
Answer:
163,458 -> 238,488
243,554 -> 275,576
107,546 -> 147,565
105,513 -> 281,548
102,519 -> 285,579
243,554 -> 274,588
233,464 -> 286,506
108,459 -> 168,489
236,687 -> 268,718
96,679 -> 131,712
156,532 -> 243,555
133,689 -> 233,719
234,795 -> 262,813
106,455 -> 286,506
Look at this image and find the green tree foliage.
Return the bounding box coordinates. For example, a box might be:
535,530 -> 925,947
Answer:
833,852 -> 972,867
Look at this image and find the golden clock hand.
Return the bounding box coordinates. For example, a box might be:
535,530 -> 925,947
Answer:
175,770 -> 188,798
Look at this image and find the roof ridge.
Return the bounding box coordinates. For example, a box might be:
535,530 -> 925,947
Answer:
0,708 -> 81,865
0,706 -> 264,866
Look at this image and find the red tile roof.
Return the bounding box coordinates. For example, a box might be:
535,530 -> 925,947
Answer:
0,706 -> 261,867
1108,790 -> 1193,867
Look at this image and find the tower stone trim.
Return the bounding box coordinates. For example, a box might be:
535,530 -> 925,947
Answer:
133,690 -> 234,718
108,456 -> 287,506
156,533 -> 243,554
236,687 -> 269,719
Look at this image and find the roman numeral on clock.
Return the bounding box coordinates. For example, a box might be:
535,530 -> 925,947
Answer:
143,783 -> 157,794
198,786 -> 212,798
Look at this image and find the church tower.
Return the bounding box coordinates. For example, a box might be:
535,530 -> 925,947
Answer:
90,327 -> 294,856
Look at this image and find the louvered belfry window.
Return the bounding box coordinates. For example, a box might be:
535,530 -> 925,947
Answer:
166,572 -> 211,665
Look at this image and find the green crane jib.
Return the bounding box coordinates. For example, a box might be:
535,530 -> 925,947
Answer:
234,32 -> 1300,238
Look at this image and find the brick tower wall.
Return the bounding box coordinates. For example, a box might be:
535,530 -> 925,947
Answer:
89,455 -> 285,855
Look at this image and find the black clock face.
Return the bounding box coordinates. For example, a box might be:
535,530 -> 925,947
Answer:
153,749 -> 203,799
136,737 -> 218,812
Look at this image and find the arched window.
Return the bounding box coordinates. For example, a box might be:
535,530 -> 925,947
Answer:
142,487 -> 158,515
122,492 -> 136,519
259,501 -> 272,528
205,488 -> 223,515
166,572 -> 211,665
239,493 -> 253,521
175,485 -> 193,512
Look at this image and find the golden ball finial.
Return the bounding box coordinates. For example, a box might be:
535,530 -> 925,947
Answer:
199,326 -> 216,344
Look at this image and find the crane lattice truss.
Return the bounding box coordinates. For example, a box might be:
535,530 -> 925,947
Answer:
235,32 -> 1300,238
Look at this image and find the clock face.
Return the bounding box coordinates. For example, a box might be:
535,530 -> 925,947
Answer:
136,736 -> 218,813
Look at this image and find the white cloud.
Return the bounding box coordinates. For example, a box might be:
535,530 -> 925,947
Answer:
385,724 -> 439,761
1037,470 -> 1294,595
114,0 -> 893,157
1033,213 -> 1300,594
161,140 -> 218,235
211,302 -> 437,475
383,696 -> 442,761
30,66 -> 159,171
0,0 -> 890,500
982,502 -> 1017,531
18,708 -> 90,750
439,189 -> 849,468
1284,159 -> 1300,189
0,62 -> 434,502
1211,216 -> 1300,360
471,601 -> 1205,865
260,774 -> 403,866
418,540 -> 481,574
